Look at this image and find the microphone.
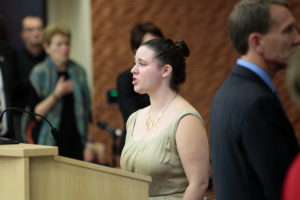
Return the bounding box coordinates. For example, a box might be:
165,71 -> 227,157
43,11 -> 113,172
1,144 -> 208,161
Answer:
97,121 -> 122,137
0,107 -> 60,144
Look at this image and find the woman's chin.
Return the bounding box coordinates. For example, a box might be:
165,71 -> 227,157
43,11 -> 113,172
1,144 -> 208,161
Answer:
134,87 -> 144,94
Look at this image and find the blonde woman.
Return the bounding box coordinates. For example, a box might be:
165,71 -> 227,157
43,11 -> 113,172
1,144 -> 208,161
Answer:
30,25 -> 91,160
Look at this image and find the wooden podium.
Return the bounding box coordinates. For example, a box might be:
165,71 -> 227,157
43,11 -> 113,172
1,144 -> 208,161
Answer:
0,143 -> 151,200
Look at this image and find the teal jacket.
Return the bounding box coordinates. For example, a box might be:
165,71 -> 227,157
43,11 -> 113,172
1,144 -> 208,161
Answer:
30,58 -> 91,146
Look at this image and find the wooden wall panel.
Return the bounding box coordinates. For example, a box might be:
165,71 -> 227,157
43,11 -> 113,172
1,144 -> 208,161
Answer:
91,0 -> 300,166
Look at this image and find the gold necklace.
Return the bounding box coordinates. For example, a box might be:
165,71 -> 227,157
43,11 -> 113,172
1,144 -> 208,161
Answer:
146,94 -> 177,130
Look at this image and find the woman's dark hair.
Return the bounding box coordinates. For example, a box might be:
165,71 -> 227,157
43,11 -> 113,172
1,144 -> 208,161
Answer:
141,38 -> 190,92
130,22 -> 164,53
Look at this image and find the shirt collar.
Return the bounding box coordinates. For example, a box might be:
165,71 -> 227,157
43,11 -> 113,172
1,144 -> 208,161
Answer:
237,58 -> 276,92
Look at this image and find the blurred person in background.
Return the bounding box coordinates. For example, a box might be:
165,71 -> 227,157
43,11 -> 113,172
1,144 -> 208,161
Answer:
210,0 -> 300,199
0,40 -> 16,140
14,15 -> 46,141
0,12 -> 16,140
30,25 -> 92,160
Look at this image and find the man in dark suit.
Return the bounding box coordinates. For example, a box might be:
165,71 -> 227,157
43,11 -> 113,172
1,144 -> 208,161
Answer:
210,0 -> 300,199
14,16 -> 46,141
117,22 -> 164,153
15,15 -> 45,110
0,40 -> 16,140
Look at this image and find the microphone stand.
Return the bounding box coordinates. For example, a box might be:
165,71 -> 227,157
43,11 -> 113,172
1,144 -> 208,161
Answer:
97,121 -> 121,167
111,133 -> 117,167
0,107 -> 60,145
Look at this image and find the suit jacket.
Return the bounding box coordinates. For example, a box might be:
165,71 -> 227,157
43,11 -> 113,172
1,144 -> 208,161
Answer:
210,64 -> 299,200
0,41 -> 16,139
14,48 -> 46,109
117,68 -> 150,153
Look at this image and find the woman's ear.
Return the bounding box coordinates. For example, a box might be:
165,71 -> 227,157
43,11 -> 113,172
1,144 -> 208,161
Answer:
162,64 -> 173,78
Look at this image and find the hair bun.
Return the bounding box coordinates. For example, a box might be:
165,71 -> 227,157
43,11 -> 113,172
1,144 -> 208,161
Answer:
174,40 -> 190,57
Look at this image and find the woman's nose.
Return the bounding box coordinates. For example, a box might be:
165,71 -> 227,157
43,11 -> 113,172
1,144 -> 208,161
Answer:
131,64 -> 138,74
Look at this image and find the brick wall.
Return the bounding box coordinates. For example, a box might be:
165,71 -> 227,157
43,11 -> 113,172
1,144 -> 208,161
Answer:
91,0 -> 300,166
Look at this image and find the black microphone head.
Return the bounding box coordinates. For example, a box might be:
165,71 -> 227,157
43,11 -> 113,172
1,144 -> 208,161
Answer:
97,121 -> 106,129
97,121 -> 117,136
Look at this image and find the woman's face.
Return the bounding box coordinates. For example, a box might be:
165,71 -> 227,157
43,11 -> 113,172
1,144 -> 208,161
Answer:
131,46 -> 164,94
45,34 -> 70,66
